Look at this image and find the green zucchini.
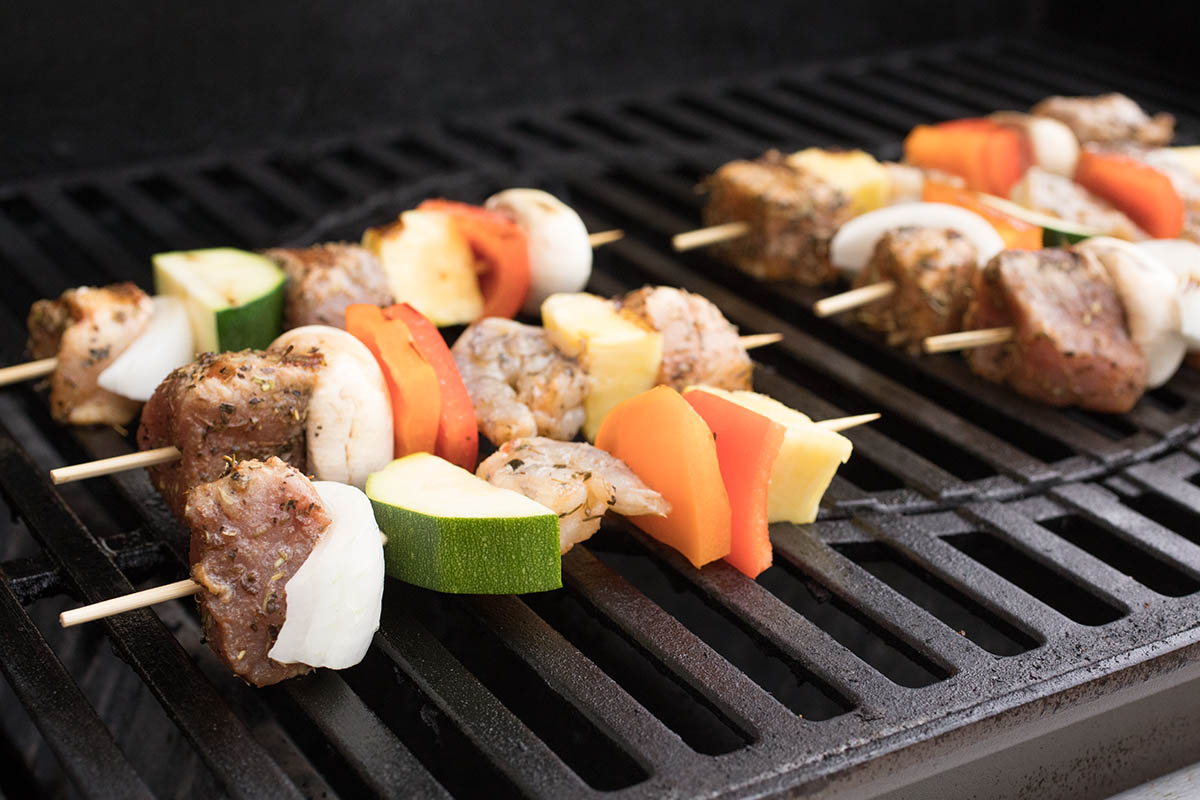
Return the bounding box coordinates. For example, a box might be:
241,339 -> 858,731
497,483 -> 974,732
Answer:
365,453 -> 561,594
977,195 -> 1100,247
152,248 -> 286,353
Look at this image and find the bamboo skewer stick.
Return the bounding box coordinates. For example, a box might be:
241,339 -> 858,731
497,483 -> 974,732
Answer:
923,327 -> 1014,354
816,412 -> 881,432
738,332 -> 784,350
51,446 -> 181,485
0,357 -> 57,387
672,221 -> 750,251
813,282 -> 896,318
59,578 -> 201,628
587,229 -> 625,248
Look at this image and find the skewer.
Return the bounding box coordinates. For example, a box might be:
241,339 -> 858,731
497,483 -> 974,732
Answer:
50,446 -> 181,485
922,327 -> 1014,354
59,578 -> 201,628
738,332 -> 784,349
815,412 -> 881,432
672,222 -> 749,252
813,282 -> 896,318
0,357 -> 57,387
587,229 -> 625,248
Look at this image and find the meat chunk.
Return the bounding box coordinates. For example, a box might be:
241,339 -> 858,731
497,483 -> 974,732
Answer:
1031,93 -> 1174,147
853,227 -> 978,353
618,285 -> 752,390
137,349 -> 322,519
264,243 -> 392,329
186,457 -> 331,687
702,150 -> 853,284
27,283 -> 153,426
963,249 -> 1146,413
1010,166 -> 1146,240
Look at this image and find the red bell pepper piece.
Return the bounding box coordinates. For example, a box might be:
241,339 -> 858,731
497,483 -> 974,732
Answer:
683,388 -> 785,579
905,118 -> 1029,197
1074,150 -> 1185,239
381,303 -> 479,470
418,199 -> 531,319
345,303 -> 441,459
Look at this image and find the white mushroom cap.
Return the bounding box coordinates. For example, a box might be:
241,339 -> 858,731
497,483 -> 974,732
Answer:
1135,239 -> 1200,352
270,325 -> 394,488
1077,237 -> 1186,388
485,189 -> 592,315
991,112 -> 1080,176
829,202 -> 1006,274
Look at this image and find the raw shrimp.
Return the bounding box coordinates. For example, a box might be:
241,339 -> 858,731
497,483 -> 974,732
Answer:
452,318 -> 590,445
477,437 -> 669,554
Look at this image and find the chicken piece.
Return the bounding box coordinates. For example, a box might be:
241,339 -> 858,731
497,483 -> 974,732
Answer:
702,150 -> 853,284
618,285 -> 752,391
137,349 -> 323,520
963,248 -> 1146,413
186,457 -> 331,687
1010,167 -> 1146,240
264,243 -> 392,329
1031,93 -> 1174,147
853,227 -> 978,353
477,437 -> 669,553
26,283 -> 154,426
452,318 -> 590,445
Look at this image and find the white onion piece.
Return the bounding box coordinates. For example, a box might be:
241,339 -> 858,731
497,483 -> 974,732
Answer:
991,112 -> 1080,176
1135,239 -> 1200,351
1077,237 -> 1186,388
485,189 -> 592,315
97,296 -> 194,402
830,202 -> 1006,274
270,325 -> 393,488
268,481 -> 385,670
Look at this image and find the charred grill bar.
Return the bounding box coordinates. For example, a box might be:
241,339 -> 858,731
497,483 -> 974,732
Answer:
3,35 -> 1200,798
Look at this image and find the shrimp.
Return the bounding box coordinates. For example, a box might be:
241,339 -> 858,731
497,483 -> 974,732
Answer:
618,286 -> 752,391
452,318 -> 590,445
477,437 -> 670,554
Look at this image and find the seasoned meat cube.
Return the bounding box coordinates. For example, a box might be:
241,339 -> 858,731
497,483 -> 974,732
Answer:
853,227 -> 978,353
618,285 -> 752,391
702,150 -> 853,284
963,249 -> 1146,413
27,283 -> 153,426
137,349 -> 322,519
1010,167 -> 1146,240
186,457 -> 331,687
1031,93 -> 1174,147
264,243 -> 392,329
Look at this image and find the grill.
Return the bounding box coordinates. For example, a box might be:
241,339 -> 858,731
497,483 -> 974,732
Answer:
3,35 -> 1200,799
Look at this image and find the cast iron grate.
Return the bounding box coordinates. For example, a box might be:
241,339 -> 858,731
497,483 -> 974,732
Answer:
2,34 -> 1200,799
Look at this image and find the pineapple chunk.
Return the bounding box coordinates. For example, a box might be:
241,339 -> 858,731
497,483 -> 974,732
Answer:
686,387 -> 851,524
787,148 -> 890,215
1168,146 -> 1200,182
542,293 -> 663,441
363,209 -> 483,326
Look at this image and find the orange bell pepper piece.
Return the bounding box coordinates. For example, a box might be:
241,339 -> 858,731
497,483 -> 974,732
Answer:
904,119 -> 1029,197
595,386 -> 731,568
683,388 -> 785,579
345,303 -> 441,459
381,302 -> 478,470
921,182 -> 1043,250
418,199 -> 531,319
1074,150 -> 1185,239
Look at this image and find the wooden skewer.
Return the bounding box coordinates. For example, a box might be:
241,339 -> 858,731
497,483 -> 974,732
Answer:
587,229 -> 625,248
738,332 -> 783,350
51,446 -> 181,485
813,281 -> 896,318
923,327 -> 1014,355
59,578 -> 201,628
0,357 -> 58,387
816,412 -> 881,432
672,221 -> 750,251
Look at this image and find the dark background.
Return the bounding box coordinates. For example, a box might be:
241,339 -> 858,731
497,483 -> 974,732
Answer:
0,0 -> 1185,182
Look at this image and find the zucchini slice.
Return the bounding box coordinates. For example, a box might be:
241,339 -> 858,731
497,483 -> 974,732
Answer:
153,248 -> 286,353
977,194 -> 1101,247
365,453 -> 561,594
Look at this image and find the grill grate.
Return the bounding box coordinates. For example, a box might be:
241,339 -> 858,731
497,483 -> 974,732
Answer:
3,35 -> 1200,798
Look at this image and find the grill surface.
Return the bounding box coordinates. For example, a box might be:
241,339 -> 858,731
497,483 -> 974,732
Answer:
3,35 -> 1200,799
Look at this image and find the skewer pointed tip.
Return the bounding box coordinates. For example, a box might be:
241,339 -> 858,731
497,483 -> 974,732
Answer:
816,412 -> 881,432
